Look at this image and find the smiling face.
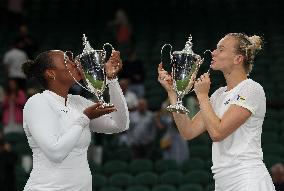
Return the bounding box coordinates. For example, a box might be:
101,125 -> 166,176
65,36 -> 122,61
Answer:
45,50 -> 82,87
211,35 -> 244,74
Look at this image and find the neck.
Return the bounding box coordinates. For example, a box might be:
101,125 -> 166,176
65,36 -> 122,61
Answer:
48,84 -> 70,104
223,69 -> 247,91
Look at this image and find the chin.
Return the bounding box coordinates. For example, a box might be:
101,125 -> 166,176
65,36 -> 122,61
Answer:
210,65 -> 217,70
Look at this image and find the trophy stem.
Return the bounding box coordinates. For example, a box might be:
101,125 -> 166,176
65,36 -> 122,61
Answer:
97,94 -> 114,108
166,96 -> 189,115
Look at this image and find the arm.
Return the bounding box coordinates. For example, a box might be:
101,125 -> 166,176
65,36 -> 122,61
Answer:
158,64 -> 206,140
197,95 -> 251,142
168,91 -> 206,140
89,79 -> 129,133
194,74 -> 257,142
24,95 -> 90,163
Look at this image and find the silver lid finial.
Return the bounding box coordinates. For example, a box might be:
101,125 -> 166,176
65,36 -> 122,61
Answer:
183,34 -> 193,53
82,34 -> 95,54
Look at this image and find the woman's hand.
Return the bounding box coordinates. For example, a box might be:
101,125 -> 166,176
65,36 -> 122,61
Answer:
194,73 -> 211,99
157,63 -> 174,93
105,50 -> 123,80
83,102 -> 117,120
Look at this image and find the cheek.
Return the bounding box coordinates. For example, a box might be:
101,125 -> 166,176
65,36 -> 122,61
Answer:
70,65 -> 83,81
216,53 -> 231,65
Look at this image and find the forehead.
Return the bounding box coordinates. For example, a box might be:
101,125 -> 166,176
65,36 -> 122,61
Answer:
217,36 -> 237,48
49,50 -> 64,66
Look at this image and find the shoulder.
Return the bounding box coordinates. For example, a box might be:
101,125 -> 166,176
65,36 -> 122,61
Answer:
242,79 -> 265,96
68,94 -> 94,106
69,94 -> 88,102
24,92 -> 45,110
3,50 -> 12,60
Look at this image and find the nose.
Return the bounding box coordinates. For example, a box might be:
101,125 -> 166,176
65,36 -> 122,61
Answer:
211,49 -> 217,57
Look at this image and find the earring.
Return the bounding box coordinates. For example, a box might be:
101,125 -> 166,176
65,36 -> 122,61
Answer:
53,76 -> 56,80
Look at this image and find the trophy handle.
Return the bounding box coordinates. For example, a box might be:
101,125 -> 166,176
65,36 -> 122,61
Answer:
103,43 -> 114,63
203,49 -> 212,75
187,50 -> 212,93
161,44 -> 173,65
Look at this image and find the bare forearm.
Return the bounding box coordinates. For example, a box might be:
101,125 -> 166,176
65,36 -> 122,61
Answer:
167,91 -> 177,105
197,95 -> 221,141
173,112 -> 194,139
166,91 -> 192,138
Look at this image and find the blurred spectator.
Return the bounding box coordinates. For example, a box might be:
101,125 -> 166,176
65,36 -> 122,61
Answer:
0,132 -> 17,191
119,78 -> 138,111
26,86 -> 40,98
127,98 -> 156,158
2,79 -> 26,135
0,85 -> 4,103
15,24 -> 38,58
5,0 -> 25,28
108,9 -> 132,56
0,86 -> 4,123
116,79 -> 139,146
271,163 -> 284,191
155,99 -> 189,164
3,40 -> 28,90
119,48 -> 145,98
185,95 -> 199,118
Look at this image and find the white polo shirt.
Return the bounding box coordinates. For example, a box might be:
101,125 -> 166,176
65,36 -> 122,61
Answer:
210,79 -> 266,176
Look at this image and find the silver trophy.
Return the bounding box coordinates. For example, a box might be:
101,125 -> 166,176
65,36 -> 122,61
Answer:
161,35 -> 209,114
74,34 -> 114,107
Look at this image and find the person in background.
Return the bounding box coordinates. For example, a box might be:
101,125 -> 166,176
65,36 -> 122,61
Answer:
108,9 -> 132,57
2,78 -> 26,135
119,78 -> 138,111
271,163 -> 284,191
119,48 -> 145,98
0,131 -> 17,191
3,40 -> 28,90
127,98 -> 156,158
15,24 -> 38,59
155,99 -> 189,165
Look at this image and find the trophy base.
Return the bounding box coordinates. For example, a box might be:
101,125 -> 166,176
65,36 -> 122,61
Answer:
166,104 -> 189,115
101,102 -> 114,108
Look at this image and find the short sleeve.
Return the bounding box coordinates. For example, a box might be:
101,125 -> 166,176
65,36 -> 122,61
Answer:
230,80 -> 265,115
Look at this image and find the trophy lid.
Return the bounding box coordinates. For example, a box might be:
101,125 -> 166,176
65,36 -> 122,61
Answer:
173,35 -> 196,56
79,34 -> 96,57
182,35 -> 194,54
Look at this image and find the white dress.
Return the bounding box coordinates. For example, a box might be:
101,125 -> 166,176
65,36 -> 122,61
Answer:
210,79 -> 275,191
23,79 -> 129,191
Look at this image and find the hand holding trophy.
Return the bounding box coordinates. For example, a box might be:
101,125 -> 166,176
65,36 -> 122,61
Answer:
160,35 -> 211,114
68,34 -> 121,107
105,50 -> 123,80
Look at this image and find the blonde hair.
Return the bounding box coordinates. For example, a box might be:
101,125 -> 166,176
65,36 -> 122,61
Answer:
226,33 -> 263,75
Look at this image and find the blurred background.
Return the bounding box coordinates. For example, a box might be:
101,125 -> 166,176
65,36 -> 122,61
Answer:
0,0 -> 284,191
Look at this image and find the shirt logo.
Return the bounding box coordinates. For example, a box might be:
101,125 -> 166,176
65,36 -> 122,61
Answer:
224,94 -> 246,105
237,94 -> 246,101
224,99 -> 231,105
61,109 -> 68,113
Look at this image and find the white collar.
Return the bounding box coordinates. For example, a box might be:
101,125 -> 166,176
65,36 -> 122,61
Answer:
43,90 -> 69,106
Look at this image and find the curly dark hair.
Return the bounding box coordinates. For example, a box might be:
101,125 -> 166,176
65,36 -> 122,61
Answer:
22,51 -> 55,88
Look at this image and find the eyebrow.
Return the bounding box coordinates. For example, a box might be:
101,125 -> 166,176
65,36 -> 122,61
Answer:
217,45 -> 225,49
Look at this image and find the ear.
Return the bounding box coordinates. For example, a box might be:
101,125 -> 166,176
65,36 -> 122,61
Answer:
233,54 -> 244,65
45,69 -> 56,79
